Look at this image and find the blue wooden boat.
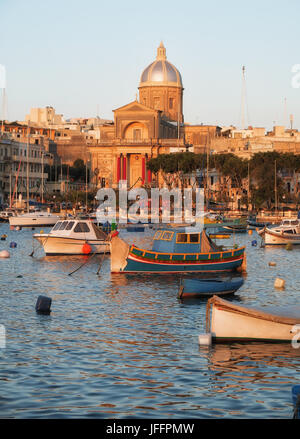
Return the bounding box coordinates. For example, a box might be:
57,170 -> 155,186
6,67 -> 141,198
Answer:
292,385 -> 300,419
110,227 -> 246,274
178,277 -> 244,298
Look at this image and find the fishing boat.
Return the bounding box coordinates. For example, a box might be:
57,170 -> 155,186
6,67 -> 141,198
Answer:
178,277 -> 244,298
33,218 -> 110,255
9,211 -> 61,228
258,218 -> 300,245
110,227 -> 246,273
206,295 -> 300,342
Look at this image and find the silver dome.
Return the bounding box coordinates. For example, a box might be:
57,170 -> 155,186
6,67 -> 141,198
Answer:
139,43 -> 183,87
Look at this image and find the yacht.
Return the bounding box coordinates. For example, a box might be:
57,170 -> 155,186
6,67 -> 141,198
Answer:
9,211 -> 61,228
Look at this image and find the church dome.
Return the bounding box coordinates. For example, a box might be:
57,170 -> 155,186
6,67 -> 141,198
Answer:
139,42 -> 183,88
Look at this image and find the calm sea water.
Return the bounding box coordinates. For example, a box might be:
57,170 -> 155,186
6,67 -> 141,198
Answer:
0,223 -> 300,419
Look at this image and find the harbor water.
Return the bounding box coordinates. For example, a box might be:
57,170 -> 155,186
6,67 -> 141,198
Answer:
0,224 -> 300,418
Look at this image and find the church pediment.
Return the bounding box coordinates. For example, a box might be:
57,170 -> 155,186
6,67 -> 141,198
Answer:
113,100 -> 158,114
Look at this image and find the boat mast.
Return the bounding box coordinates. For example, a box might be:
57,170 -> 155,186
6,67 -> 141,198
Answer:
27,122 -> 30,212
248,161 -> 250,210
206,129 -> 210,209
274,159 -> 278,216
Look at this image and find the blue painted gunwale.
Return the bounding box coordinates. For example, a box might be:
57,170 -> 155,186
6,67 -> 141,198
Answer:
120,244 -> 245,273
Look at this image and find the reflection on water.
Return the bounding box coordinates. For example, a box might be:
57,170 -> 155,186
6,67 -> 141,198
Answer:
0,225 -> 299,418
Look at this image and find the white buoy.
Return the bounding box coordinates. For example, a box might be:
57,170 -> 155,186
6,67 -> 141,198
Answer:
274,278 -> 285,289
198,333 -> 212,346
0,250 -> 10,258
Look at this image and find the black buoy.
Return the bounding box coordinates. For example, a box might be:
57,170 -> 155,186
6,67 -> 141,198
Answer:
35,295 -> 52,315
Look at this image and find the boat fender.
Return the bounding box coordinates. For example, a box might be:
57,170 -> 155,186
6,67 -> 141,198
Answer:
111,231 -> 119,239
35,295 -> 52,315
274,278 -> 285,289
251,240 -> 257,247
248,229 -> 253,235
198,333 -> 212,346
286,243 -> 293,251
10,226 -> 15,231
0,250 -> 10,258
9,242 -> 17,248
82,243 -> 92,254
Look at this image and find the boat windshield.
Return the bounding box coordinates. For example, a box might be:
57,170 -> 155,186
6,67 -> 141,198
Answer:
52,222 -> 62,231
73,222 -> 90,233
59,221 -> 69,230
65,221 -> 75,230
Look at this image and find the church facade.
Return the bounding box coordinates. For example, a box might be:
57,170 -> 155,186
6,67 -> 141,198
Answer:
88,43 -> 218,189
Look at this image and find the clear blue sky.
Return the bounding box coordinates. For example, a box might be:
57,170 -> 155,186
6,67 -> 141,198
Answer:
1,0 -> 300,130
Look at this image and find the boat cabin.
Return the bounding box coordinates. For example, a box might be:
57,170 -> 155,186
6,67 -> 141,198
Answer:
273,219 -> 300,234
152,228 -> 219,253
50,219 -> 107,240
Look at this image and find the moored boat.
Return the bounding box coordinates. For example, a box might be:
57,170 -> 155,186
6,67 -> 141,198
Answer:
110,227 -> 246,273
0,210 -> 17,222
9,211 -> 61,228
206,295 -> 300,343
258,218 -> 300,245
178,277 -> 244,298
33,218 -> 110,255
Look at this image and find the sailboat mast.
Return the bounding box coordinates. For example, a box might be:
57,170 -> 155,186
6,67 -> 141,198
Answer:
274,159 -> 277,216
27,122 -> 30,212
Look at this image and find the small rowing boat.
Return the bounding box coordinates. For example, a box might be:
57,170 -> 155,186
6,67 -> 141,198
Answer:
206,295 -> 300,343
178,277 -> 244,298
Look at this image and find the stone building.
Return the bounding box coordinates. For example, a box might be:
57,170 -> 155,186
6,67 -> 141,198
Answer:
0,127 -> 52,205
88,43 -> 219,189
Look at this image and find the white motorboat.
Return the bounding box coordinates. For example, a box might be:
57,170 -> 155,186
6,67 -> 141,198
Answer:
206,295 -> 300,343
0,210 -> 17,222
33,218 -> 110,255
258,218 -> 300,245
9,211 -> 61,228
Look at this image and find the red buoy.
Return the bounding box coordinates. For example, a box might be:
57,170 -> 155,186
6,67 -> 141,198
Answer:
82,243 -> 92,254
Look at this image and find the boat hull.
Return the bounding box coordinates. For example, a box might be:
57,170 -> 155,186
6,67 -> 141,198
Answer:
110,237 -> 245,273
209,296 -> 300,342
10,216 -> 60,227
179,278 -> 244,298
34,235 -> 110,255
260,228 -> 300,245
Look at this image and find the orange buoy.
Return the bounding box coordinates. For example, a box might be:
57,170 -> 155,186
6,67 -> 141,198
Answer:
82,243 -> 92,254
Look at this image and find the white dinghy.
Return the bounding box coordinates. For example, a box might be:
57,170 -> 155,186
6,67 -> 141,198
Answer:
206,295 -> 300,343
